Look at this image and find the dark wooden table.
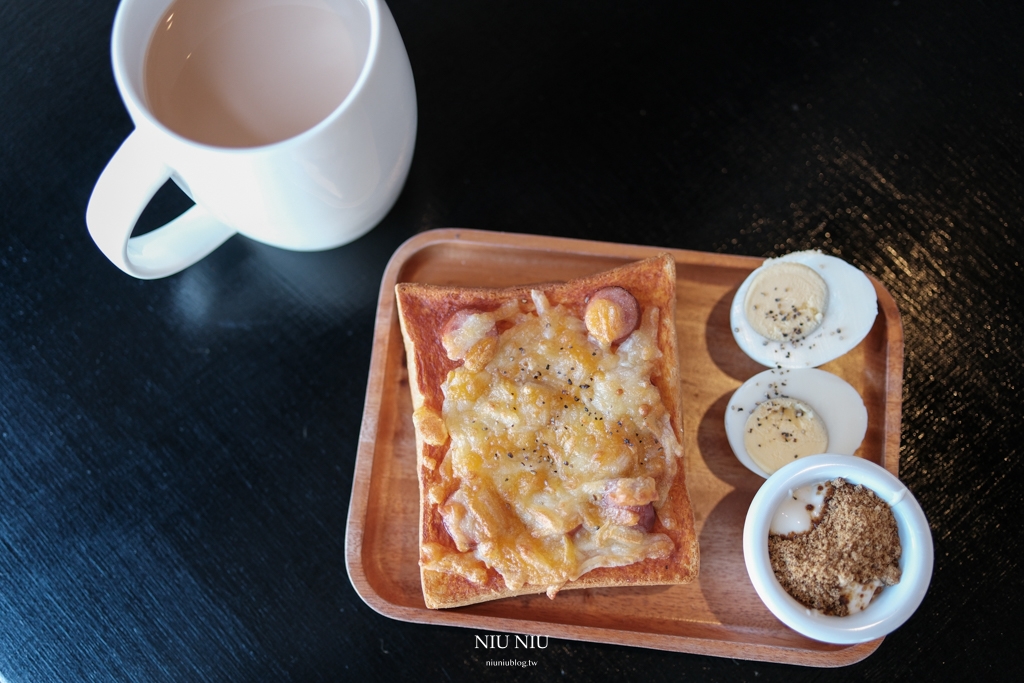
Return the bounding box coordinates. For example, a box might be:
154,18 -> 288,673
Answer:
2,0 -> 1020,680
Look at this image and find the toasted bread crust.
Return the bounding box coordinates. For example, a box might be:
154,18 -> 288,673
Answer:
396,254 -> 699,608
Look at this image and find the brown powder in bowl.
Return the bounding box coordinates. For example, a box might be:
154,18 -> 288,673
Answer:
768,477 -> 902,616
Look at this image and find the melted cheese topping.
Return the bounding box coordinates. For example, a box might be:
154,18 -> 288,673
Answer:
425,292 -> 681,596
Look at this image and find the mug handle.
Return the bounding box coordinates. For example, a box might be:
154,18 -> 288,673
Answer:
86,129 -> 236,279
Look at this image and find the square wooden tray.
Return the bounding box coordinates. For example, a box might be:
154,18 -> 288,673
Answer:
345,229 -> 904,666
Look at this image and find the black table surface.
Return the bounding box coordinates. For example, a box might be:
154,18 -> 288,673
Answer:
2,0 -> 1021,680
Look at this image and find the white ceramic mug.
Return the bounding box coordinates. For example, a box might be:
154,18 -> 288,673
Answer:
87,0 -> 417,279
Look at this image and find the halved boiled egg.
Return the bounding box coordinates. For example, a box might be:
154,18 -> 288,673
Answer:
725,368 -> 868,478
730,250 -> 878,368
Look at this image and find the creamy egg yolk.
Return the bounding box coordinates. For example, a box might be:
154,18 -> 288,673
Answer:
744,262 -> 827,342
743,398 -> 828,474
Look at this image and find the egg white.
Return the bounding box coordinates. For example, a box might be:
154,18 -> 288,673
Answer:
725,368 -> 868,478
730,250 -> 878,368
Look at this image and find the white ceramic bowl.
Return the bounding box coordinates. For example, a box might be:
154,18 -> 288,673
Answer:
742,454 -> 933,644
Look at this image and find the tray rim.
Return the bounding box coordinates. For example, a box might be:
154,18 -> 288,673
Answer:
345,228 -> 904,667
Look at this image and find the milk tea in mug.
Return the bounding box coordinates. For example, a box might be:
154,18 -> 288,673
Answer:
144,0 -> 361,147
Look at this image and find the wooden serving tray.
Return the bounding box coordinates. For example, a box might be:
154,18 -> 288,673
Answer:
345,229 -> 904,666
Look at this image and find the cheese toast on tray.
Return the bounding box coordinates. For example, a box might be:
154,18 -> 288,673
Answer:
396,254 -> 699,608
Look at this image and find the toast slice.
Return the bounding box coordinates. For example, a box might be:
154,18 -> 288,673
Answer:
396,254 -> 699,608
